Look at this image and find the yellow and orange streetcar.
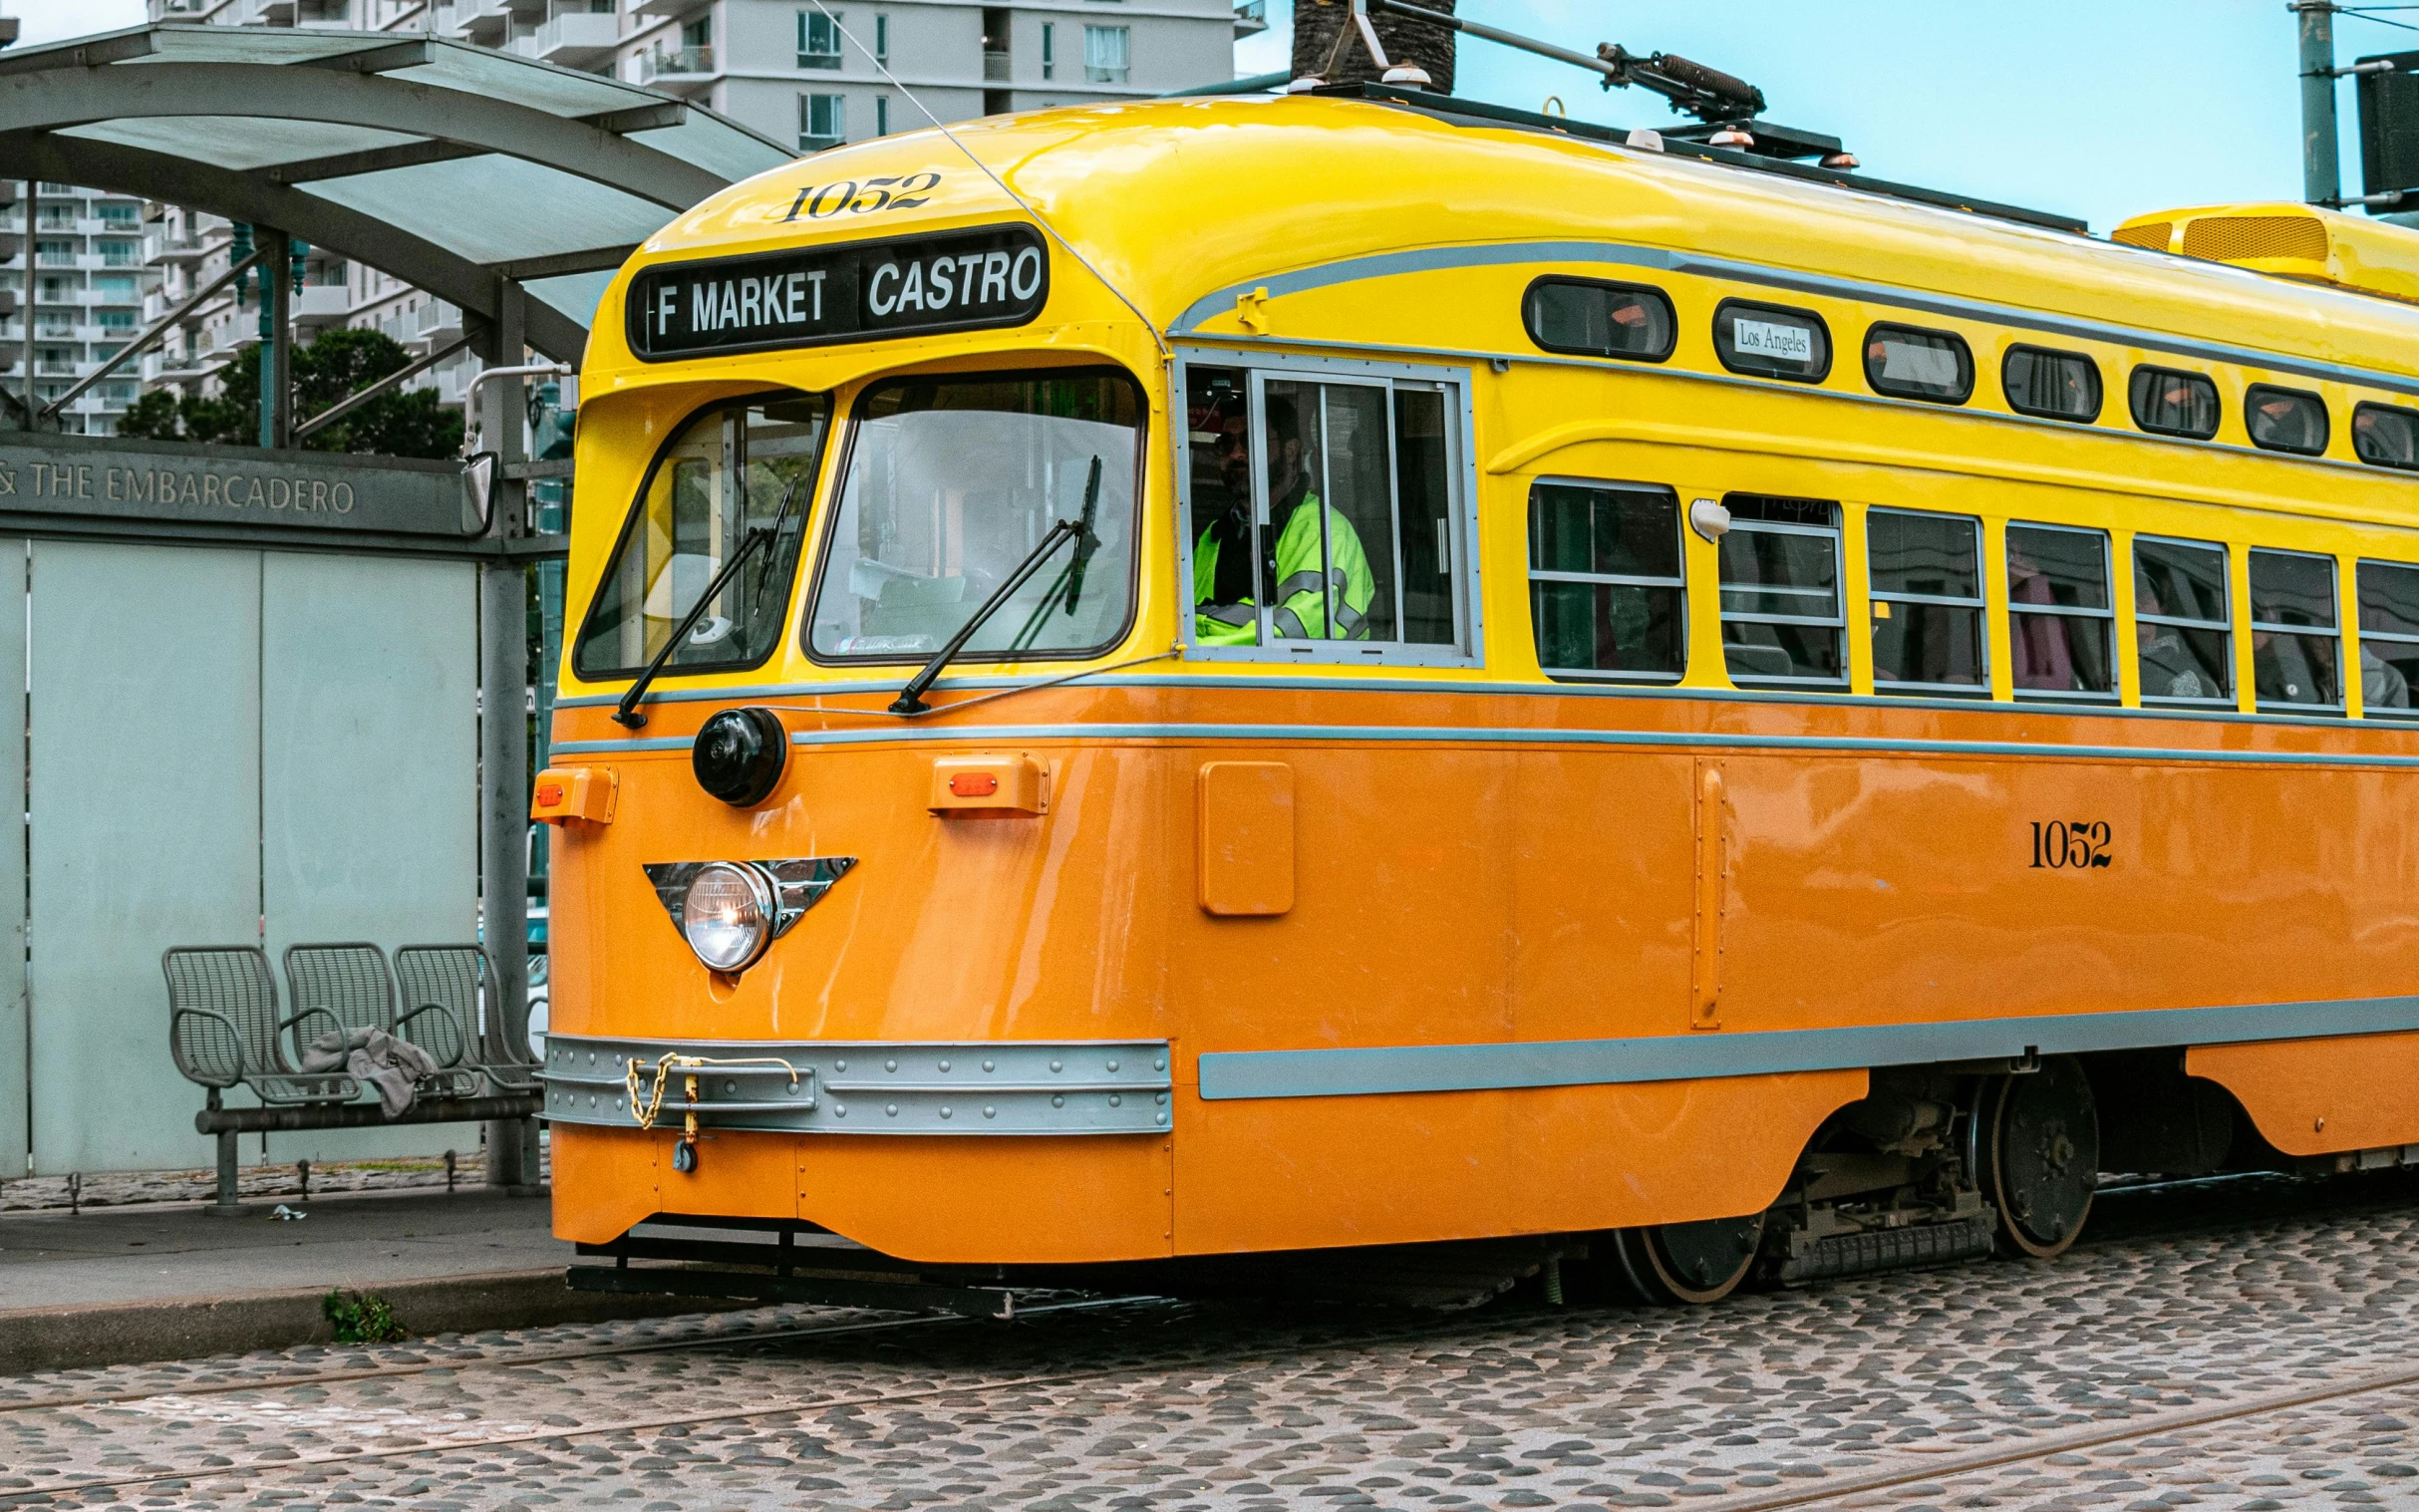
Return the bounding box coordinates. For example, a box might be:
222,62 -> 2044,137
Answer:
533,85 -> 2419,1305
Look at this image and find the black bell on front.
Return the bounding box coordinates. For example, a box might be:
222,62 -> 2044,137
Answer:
693,706 -> 788,807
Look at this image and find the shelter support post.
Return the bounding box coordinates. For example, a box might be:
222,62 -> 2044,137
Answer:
259,226 -> 292,450
17,178 -> 30,432
2297,1 -> 2341,205
477,282 -> 538,1193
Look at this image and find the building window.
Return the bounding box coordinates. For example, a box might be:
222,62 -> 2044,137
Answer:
1042,21 -> 1054,79
1083,24 -> 1129,83
2003,345 -> 2102,423
2356,559 -> 2419,716
797,11 -> 844,69
2249,548 -> 2341,712
2007,522 -> 2115,700
800,93 -> 846,151
33,241 -> 71,267
1717,494 -> 1845,686
2133,536 -> 2231,704
96,310 -> 136,333
875,95 -> 889,135
1527,479 -> 1684,683
99,241 -> 137,267
875,13 -> 888,62
1867,508 -> 1985,693
2127,365 -> 2220,440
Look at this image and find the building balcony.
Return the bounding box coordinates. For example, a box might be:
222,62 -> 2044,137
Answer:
293,285 -> 350,326
638,46 -> 717,87
416,298 -> 462,341
531,11 -> 620,65
631,0 -> 705,17
233,0 -> 298,23
1234,0 -> 1267,36
440,0 -> 508,41
984,49 -> 1012,82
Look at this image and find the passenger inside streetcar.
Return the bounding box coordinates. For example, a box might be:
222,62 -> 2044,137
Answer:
1191,391 -> 1376,644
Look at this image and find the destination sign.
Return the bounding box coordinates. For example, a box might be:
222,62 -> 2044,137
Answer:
626,223 -> 1050,361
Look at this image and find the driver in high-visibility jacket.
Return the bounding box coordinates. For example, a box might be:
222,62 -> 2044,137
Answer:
1194,394 -> 1375,644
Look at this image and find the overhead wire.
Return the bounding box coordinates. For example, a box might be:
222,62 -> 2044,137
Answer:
802,0 -> 1173,366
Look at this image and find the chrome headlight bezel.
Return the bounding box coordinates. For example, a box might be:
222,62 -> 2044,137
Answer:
680,860 -> 775,973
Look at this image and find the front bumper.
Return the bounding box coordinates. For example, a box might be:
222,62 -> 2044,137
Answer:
541,1034 -> 1174,1135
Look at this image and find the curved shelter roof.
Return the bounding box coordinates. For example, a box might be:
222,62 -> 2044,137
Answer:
0,23 -> 795,362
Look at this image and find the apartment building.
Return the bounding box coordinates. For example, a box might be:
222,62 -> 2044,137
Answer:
0,182 -> 157,438
136,0 -> 1254,424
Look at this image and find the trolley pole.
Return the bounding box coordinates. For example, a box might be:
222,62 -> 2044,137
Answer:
2295,0 -> 2342,205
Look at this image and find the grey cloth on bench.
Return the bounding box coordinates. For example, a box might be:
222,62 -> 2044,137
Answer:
300,1028 -> 440,1117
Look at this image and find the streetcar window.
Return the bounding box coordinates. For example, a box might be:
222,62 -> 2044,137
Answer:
2132,536 -> 2232,705
2355,559 -> 2419,715
1527,480 -> 1683,683
1523,277 -> 1675,362
2250,548 -> 2341,713
1711,299 -> 1830,383
1863,323 -> 1972,404
572,392 -> 829,678
2003,345 -> 2102,423
2245,385 -> 2328,455
1181,361 -> 1469,663
2007,522 -> 2115,701
1717,493 -> 1844,686
2353,402 -> 2419,470
2127,366 -> 2220,440
804,368 -> 1141,663
1867,508 -> 1984,693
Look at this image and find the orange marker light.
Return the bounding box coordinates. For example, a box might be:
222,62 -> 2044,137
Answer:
536,782 -> 565,806
951,771 -> 1001,797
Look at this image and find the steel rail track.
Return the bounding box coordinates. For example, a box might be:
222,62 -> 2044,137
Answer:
0,1164 -> 2408,1505
1699,1361 -> 2419,1511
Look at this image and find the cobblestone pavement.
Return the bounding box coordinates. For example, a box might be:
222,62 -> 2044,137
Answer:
3,1174 -> 2418,1511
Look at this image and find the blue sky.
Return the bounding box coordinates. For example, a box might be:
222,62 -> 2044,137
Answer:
19,0 -> 2414,234
1240,1 -> 2418,234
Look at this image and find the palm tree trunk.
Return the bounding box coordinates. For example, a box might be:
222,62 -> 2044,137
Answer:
1290,0 -> 1457,95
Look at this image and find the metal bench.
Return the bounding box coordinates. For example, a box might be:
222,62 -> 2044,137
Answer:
394,943 -> 541,1094
284,942 -> 483,1100
164,942 -> 543,1214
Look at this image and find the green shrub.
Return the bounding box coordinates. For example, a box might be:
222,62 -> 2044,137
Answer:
322,1288 -> 409,1345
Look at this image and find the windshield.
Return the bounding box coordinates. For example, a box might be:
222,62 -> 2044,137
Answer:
572,394 -> 828,678
806,369 -> 1141,662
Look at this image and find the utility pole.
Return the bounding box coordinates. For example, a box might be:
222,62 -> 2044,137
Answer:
2296,1 -> 2342,205
258,226 -> 291,450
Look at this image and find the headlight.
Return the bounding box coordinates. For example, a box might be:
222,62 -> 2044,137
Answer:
681,861 -> 774,972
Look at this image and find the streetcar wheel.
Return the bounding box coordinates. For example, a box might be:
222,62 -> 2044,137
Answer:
1979,1056 -> 2099,1259
1612,1210 -> 1767,1306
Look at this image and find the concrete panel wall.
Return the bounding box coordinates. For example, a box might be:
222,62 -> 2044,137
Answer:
259,553 -> 480,1167
28,541 -> 262,1175
21,541 -> 486,1176
0,542 -> 25,1179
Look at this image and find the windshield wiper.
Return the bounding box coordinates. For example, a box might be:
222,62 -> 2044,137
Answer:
612,471 -> 807,730
890,454 -> 1102,716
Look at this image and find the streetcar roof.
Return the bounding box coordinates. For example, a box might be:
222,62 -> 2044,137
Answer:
588,92 -> 2419,388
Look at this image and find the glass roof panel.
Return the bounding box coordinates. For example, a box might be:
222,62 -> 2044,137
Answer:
301,155 -> 673,264
382,46 -> 644,121
59,118 -> 423,172
525,270 -> 618,328
627,120 -> 793,185
126,27 -> 389,67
